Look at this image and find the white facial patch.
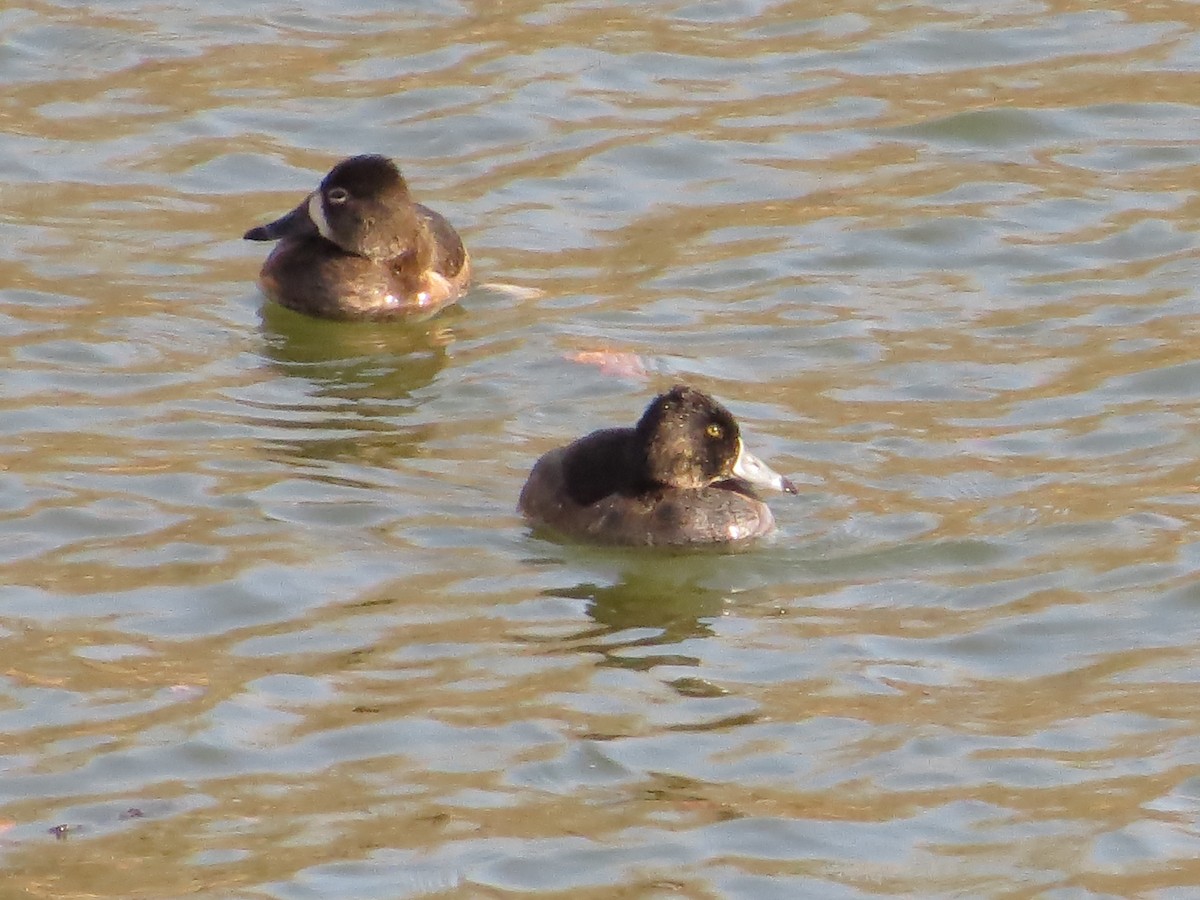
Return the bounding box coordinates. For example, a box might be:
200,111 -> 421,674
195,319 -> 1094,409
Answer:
308,191 -> 335,242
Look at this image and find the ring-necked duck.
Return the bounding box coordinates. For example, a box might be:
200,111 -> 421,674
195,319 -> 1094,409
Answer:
244,155 -> 470,320
519,385 -> 796,547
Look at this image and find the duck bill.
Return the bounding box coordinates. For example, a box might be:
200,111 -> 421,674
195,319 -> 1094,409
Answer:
243,194 -> 320,242
732,439 -> 797,494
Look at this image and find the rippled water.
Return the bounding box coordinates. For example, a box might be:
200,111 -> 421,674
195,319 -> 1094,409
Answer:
3,1 -> 1200,896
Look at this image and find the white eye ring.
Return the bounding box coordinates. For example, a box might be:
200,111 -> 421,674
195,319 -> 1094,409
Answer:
327,187 -> 350,204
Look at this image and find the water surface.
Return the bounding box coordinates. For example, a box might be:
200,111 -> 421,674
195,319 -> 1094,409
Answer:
2,1 -> 1200,897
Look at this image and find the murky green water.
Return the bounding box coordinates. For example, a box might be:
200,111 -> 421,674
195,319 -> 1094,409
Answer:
3,1 -> 1200,896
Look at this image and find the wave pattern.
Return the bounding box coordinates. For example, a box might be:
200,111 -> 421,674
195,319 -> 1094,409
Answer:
1,0 -> 1199,896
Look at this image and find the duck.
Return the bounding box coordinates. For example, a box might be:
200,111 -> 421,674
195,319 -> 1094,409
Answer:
519,385 -> 796,547
243,155 -> 470,320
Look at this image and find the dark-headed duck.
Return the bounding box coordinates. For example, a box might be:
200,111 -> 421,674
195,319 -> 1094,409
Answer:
519,385 -> 796,546
244,155 -> 470,320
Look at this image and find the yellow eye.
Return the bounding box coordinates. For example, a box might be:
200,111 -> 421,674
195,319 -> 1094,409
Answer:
706,423 -> 723,439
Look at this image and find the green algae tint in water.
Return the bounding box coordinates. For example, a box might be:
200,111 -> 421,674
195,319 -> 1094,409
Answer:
1,1 -> 1200,897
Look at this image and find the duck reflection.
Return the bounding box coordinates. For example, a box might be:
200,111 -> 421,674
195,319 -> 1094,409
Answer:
546,558 -> 736,671
255,301 -> 455,466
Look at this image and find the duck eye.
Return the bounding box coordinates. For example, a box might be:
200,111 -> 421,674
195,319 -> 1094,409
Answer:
326,187 -> 350,204
706,423 -> 723,439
